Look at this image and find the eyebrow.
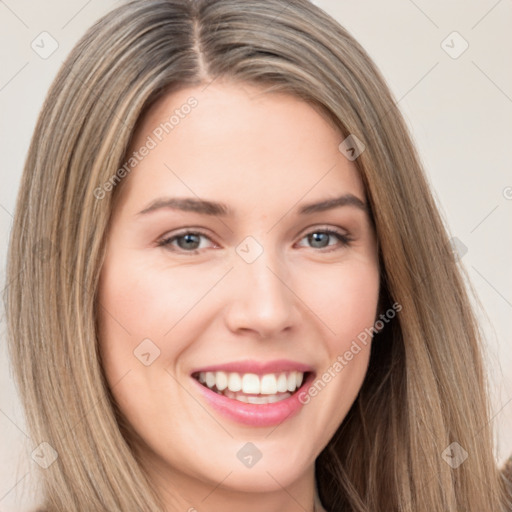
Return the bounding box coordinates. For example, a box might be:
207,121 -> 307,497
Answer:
136,194 -> 367,217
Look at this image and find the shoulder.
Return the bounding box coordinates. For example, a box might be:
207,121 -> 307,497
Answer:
501,455 -> 512,503
502,455 -> 512,481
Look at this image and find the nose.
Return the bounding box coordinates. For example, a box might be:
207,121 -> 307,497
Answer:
223,244 -> 299,339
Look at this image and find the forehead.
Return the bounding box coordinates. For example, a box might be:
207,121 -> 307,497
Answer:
116,81 -> 365,215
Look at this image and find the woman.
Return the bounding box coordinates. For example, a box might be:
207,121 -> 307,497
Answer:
5,0 -> 511,510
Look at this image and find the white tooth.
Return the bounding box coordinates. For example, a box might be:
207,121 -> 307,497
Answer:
247,395 -> 266,404
267,392 -> 291,403
224,389 -> 236,399
260,374 -> 278,394
242,373 -> 260,394
228,373 -> 242,392
205,372 -> 216,388
215,371 -> 228,391
296,372 -> 304,388
235,394 -> 249,403
276,373 -> 288,393
287,371 -> 297,392
198,372 -> 206,384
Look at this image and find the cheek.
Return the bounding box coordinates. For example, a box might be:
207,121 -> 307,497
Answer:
96,257 -> 190,431
298,257 -> 380,348
299,260 -> 379,432
96,256 -> 173,388
97,256 -> 210,352
96,253 -> 229,397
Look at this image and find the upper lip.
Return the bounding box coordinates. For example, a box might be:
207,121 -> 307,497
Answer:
190,359 -> 314,376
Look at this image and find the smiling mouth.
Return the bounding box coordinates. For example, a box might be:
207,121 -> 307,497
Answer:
191,370 -> 311,404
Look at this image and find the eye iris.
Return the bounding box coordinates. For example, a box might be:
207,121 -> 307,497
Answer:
309,232 -> 329,248
178,233 -> 201,250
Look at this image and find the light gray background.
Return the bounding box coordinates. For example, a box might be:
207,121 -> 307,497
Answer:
1,1 -> 511,510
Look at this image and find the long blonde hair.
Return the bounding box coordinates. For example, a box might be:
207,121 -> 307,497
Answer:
5,0 -> 511,510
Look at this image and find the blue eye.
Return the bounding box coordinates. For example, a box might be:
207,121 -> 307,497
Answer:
298,229 -> 351,251
157,228 -> 351,254
158,231 -> 212,253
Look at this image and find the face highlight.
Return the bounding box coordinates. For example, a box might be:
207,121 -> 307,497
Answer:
97,81 -> 380,510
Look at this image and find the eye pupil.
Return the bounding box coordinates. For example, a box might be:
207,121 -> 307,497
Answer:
178,233 -> 200,250
309,232 -> 329,248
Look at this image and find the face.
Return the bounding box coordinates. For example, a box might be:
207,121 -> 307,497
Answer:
97,80 -> 380,507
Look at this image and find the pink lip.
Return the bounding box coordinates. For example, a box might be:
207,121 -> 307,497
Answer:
190,359 -> 314,376
190,370 -> 316,427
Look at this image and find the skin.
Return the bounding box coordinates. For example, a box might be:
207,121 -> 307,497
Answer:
97,80 -> 380,512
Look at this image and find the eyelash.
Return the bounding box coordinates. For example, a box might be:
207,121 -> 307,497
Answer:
156,227 -> 352,255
